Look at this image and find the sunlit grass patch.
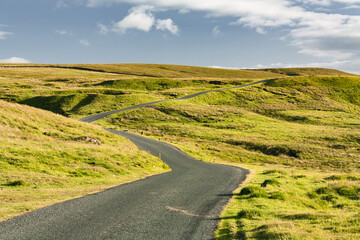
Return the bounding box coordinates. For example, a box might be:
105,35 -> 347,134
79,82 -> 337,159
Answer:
0,100 -> 169,221
215,165 -> 360,239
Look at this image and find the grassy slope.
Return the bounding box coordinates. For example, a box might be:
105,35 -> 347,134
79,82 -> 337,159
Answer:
101,76 -> 360,171
0,100 -> 168,221
257,67 -> 357,77
1,64 -> 359,238
216,164 -> 360,240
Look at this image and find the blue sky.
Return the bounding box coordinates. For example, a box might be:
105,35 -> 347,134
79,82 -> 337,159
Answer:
1,0 -> 360,73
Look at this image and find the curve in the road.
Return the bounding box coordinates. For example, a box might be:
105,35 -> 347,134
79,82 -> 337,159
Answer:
0,79 -> 270,240
0,131 -> 248,240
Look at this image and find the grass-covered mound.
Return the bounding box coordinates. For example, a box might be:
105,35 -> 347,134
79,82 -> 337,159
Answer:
103,76 -> 360,171
0,100 -> 168,221
0,64 -> 355,119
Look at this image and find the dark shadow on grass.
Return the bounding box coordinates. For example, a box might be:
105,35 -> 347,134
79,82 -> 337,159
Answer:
70,94 -> 97,113
20,96 -> 69,116
225,140 -> 300,158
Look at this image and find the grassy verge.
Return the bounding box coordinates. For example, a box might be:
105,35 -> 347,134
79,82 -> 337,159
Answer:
0,100 -> 169,221
215,164 -> 360,239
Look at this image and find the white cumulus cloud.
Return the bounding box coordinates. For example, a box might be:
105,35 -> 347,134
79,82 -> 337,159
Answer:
208,65 -> 240,70
112,5 -> 155,33
156,19 -> 179,35
99,5 -> 179,35
0,57 -> 31,63
288,13 -> 360,60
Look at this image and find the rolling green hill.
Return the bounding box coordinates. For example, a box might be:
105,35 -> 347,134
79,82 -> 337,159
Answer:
257,67 -> 356,77
0,64 -> 359,238
0,64 -> 355,118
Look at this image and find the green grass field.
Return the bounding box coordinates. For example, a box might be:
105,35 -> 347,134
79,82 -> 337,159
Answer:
0,64 -> 359,238
100,76 -> 360,171
0,99 -> 168,221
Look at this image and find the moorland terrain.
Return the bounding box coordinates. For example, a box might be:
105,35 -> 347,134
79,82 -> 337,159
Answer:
0,64 -> 359,239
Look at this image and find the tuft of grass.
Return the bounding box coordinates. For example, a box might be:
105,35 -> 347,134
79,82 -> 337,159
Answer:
325,175 -> 343,181
315,185 -> 360,200
237,209 -> 262,219
263,169 -> 287,175
321,194 -> 338,203
262,178 -> 281,186
4,180 -> 26,187
335,186 -> 360,200
316,187 -> 332,195
269,191 -> 286,200
325,175 -> 360,181
239,186 -> 268,198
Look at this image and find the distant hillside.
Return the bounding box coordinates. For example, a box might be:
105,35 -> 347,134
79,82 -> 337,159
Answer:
1,64 -> 355,78
257,67 -> 357,77
0,63 -> 283,79
0,64 -> 357,120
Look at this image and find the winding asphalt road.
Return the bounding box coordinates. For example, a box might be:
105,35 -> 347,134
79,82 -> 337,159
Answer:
0,79 -> 270,240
